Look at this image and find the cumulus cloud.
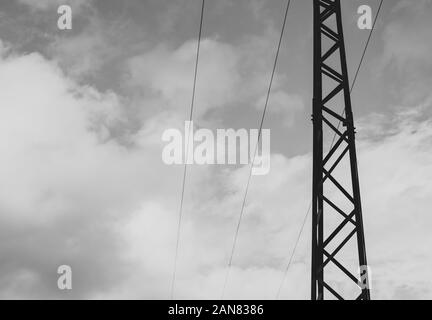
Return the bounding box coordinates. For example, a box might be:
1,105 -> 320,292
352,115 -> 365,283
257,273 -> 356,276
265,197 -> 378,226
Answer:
128,39 -> 241,119
255,91 -> 304,127
0,39 -> 313,298
357,111 -> 432,299
0,41 -> 180,298
91,101 -> 432,300
127,35 -> 301,123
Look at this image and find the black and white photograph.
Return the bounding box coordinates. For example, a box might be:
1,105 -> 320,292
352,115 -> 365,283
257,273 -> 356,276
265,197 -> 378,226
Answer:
0,0 -> 431,308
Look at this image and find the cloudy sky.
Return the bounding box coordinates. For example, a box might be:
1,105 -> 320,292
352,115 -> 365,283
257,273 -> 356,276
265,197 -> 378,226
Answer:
0,0 -> 431,299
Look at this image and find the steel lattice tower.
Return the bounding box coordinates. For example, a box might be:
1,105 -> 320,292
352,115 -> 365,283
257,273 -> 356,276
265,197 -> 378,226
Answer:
311,0 -> 370,300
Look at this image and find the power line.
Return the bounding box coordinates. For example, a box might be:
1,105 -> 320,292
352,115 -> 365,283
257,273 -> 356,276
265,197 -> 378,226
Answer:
276,203 -> 310,299
221,0 -> 292,300
350,0 -> 384,94
170,0 -> 205,300
276,0 -> 384,299
330,0 -> 384,147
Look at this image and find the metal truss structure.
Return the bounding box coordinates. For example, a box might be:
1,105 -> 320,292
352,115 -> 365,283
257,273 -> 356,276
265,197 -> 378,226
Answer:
311,0 -> 371,300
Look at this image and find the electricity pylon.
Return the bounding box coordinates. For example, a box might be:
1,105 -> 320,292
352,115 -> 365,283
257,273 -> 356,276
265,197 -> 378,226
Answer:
311,0 -> 370,300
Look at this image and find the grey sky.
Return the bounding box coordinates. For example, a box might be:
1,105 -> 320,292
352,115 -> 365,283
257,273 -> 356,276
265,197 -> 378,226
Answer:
0,0 -> 431,299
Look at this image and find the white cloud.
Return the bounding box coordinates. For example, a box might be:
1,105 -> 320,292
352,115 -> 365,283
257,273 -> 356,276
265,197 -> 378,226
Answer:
0,41 -> 182,298
128,39 -> 241,119
255,91 -> 304,127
